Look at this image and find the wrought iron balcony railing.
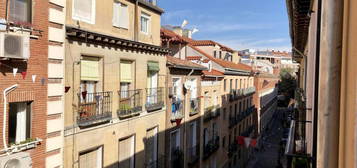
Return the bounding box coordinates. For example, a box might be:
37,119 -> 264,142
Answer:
228,143 -> 238,157
229,116 -> 237,128
146,87 -> 164,112
189,98 -> 200,116
203,136 -> 220,159
118,89 -> 142,119
77,91 -> 112,127
171,98 -> 184,121
243,86 -> 256,95
229,89 -> 236,102
187,144 -> 200,165
203,105 -> 220,122
144,155 -> 165,168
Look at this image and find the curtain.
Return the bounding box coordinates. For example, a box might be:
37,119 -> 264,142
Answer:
15,102 -> 26,143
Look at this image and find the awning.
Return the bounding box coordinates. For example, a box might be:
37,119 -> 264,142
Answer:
148,61 -> 159,71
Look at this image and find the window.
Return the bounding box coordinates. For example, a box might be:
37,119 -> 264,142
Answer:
223,108 -> 226,120
80,57 -> 100,102
172,77 -> 182,98
235,79 -> 238,89
141,13 -> 150,34
240,79 -> 242,89
120,61 -> 133,98
119,136 -> 135,168
147,61 -> 159,104
234,104 -> 237,116
189,122 -> 197,153
213,51 -> 217,58
212,123 -> 218,138
170,129 -> 180,159
213,90 -> 218,106
73,0 -> 96,24
113,1 -> 129,29
9,0 -> 32,23
230,79 -> 233,90
146,127 -> 158,166
222,136 -> 226,148
79,146 -> 103,168
9,102 -> 31,144
224,79 -> 227,92
203,128 -> 209,146
189,78 -> 197,99
219,51 -> 222,59
204,91 -> 209,108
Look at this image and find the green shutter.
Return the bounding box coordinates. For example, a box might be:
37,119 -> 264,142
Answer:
120,61 -> 133,83
81,59 -> 99,81
147,61 -> 159,71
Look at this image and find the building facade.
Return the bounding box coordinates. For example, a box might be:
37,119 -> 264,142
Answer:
63,0 -> 169,167
286,0 -> 357,167
0,0 -> 65,167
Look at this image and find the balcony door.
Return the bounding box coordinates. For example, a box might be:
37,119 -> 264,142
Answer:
145,127 -> 158,167
170,129 -> 180,158
189,122 -> 197,156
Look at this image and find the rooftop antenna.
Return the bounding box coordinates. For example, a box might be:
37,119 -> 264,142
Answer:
192,28 -> 199,34
181,20 -> 188,28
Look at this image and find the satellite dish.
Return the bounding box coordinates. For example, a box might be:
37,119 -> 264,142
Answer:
184,81 -> 191,90
181,20 -> 188,28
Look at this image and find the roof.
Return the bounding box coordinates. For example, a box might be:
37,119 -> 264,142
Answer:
166,56 -> 207,70
160,28 -> 187,44
188,44 -> 252,72
203,69 -> 224,77
191,40 -> 235,52
186,56 -> 202,61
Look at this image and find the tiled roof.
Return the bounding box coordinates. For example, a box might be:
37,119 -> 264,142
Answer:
191,40 -> 235,52
203,69 -> 224,77
186,56 -> 202,60
188,44 -> 252,72
160,28 -> 187,43
167,56 -> 207,70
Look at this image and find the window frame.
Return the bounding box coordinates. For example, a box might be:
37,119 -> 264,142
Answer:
140,12 -> 151,34
8,0 -> 33,24
8,101 -> 32,144
72,0 -> 96,24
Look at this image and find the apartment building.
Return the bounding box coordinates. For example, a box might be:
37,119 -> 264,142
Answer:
252,73 -> 279,134
63,0 -> 170,167
0,0 -> 65,167
286,0 -> 357,167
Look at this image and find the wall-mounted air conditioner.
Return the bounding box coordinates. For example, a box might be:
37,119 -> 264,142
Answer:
0,33 -> 30,59
0,152 -> 32,168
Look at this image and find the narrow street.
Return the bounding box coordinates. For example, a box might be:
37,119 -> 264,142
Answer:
246,108 -> 286,168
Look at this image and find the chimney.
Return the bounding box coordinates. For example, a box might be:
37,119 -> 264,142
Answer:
173,26 -> 183,36
183,29 -> 192,38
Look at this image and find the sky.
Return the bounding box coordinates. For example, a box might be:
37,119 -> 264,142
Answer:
158,0 -> 291,52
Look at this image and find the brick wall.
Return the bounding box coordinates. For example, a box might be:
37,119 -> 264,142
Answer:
0,0 -> 49,167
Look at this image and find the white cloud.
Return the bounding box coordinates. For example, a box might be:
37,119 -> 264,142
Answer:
215,38 -> 291,51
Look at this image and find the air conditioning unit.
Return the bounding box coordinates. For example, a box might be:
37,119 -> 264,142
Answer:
0,33 -> 30,59
0,152 -> 32,168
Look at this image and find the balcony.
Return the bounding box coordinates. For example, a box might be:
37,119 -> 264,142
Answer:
170,147 -> 184,168
189,98 -> 200,116
229,116 -> 237,128
240,125 -> 255,137
203,105 -> 220,122
228,143 -> 238,157
146,87 -> 164,112
229,90 -> 236,102
187,144 -> 200,166
235,89 -> 244,99
118,89 -> 142,119
243,87 -> 256,95
77,91 -> 112,127
171,98 -> 184,122
203,136 -> 220,159
145,155 -> 165,168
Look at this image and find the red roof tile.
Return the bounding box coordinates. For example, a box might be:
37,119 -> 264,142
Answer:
166,56 -> 207,70
203,69 -> 224,77
186,56 -> 202,60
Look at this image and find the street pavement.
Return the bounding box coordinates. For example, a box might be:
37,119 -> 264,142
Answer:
244,108 -> 286,168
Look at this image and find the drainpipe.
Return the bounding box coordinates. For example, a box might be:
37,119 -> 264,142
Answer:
134,0 -> 139,41
2,84 -> 18,155
317,0 -> 343,167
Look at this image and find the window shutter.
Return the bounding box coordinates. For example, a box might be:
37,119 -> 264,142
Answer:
81,59 -> 99,81
120,61 -> 132,83
73,0 -> 94,23
120,4 -> 129,29
147,61 -> 159,71
112,2 -> 120,27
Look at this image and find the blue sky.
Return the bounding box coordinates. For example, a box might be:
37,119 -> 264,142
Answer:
158,0 -> 291,52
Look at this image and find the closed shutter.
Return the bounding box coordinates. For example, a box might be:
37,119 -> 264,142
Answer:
112,1 -> 120,27
146,127 -> 158,164
81,58 -> 99,81
79,147 -> 101,168
120,4 -> 129,28
119,136 -> 135,168
73,0 -> 95,23
120,61 -> 132,83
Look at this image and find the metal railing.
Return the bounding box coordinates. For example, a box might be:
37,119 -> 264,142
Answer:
171,98 -> 184,121
170,147 -> 183,168
146,87 -> 164,112
118,89 -> 142,119
204,105 -> 220,122
229,89 -> 236,102
229,116 -> 237,128
144,155 -> 165,168
77,91 -> 112,127
203,136 -> 220,159
187,144 -> 200,165
228,143 -> 238,157
189,98 -> 200,116
243,86 -> 256,95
